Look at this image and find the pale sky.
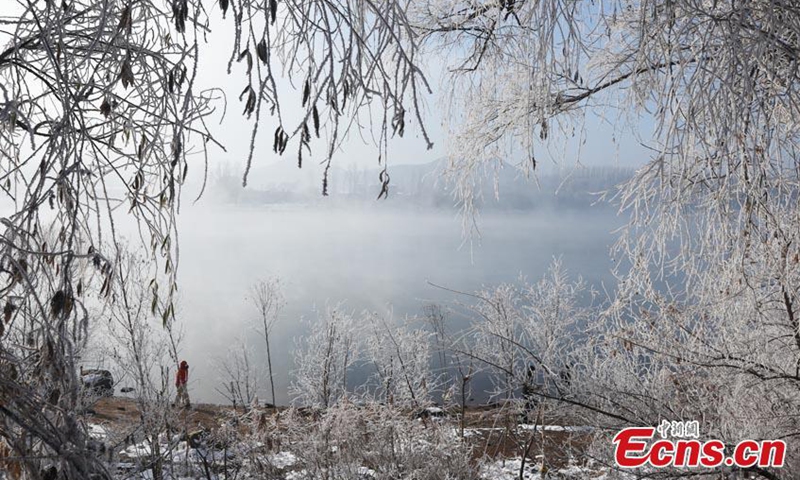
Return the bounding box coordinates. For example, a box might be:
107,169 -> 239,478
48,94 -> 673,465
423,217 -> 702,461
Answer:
189,13 -> 654,194
0,0 -> 653,195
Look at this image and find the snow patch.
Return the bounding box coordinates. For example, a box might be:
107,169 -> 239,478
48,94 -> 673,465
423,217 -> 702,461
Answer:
269,451 -> 298,469
88,423 -> 109,440
518,424 -> 594,433
481,458 -> 611,480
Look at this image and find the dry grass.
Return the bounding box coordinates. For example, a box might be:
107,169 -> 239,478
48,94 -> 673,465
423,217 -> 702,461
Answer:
85,397 -> 593,471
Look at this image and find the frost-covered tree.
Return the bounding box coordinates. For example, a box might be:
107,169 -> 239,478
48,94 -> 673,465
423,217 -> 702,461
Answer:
453,263 -> 588,405
0,1 -> 428,475
433,263 -> 592,476
362,311 -> 435,408
102,250 -> 183,480
445,262 -> 589,402
424,303 -> 474,438
0,229 -> 105,478
413,2 -> 800,477
290,306 -> 359,409
248,277 -> 284,408
214,338 -> 260,411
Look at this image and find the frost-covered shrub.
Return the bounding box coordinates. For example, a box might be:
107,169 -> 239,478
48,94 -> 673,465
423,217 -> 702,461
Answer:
281,402 -> 480,480
290,306 -> 360,409
204,401 -> 478,480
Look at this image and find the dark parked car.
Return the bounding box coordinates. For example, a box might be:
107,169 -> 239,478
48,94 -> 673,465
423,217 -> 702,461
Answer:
415,406 -> 448,420
80,368 -> 114,397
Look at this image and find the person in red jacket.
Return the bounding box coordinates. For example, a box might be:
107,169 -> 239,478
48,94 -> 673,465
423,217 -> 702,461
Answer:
175,360 -> 190,408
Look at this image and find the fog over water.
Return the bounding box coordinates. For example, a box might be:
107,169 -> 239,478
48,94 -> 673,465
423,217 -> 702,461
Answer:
173,201 -> 625,405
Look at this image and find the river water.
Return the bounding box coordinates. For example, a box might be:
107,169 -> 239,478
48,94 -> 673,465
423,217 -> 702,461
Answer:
168,202 -> 625,405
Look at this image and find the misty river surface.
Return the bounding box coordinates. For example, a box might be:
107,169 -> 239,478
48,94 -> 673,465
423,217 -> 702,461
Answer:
167,203 -> 624,405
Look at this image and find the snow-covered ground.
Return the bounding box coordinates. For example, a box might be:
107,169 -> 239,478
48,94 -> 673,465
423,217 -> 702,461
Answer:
518,424 -> 595,433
